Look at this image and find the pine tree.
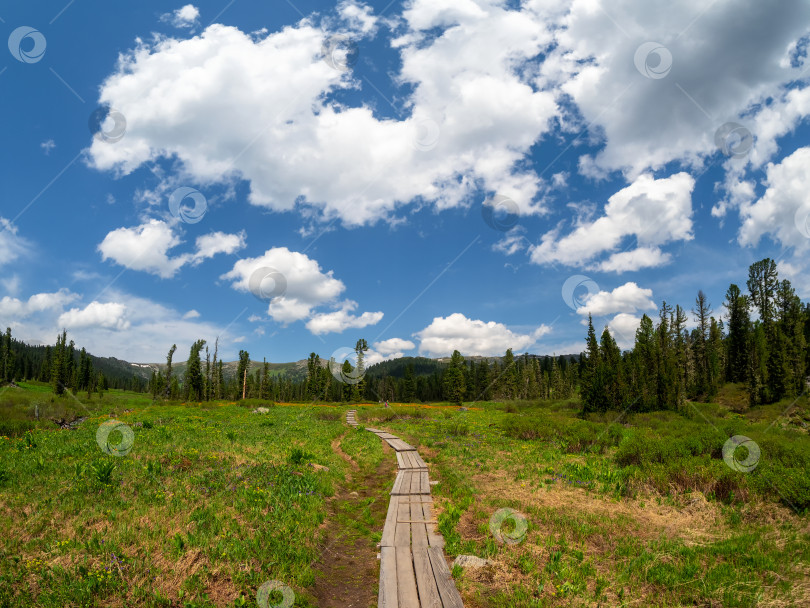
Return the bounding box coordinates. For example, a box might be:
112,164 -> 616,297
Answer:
442,350 -> 466,406
403,364 -> 416,402
259,358 -> 270,399
164,344 -> 177,399
307,352 -> 322,399
600,328 -> 624,410
237,350 -> 251,399
51,330 -> 68,395
691,290 -> 713,398
211,338 -> 220,400
581,315 -> 602,413
185,339 -> 206,401
204,345 -> 211,401
724,284 -> 750,383
747,258 -> 779,328
351,339 -> 368,402
632,314 -> 657,410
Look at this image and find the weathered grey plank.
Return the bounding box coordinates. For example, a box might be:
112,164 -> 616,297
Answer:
410,493 -> 429,548
384,437 -> 413,451
413,548 -> 442,608
395,497 -> 411,547
379,546 -> 398,608
396,546 -> 420,608
428,546 -> 464,608
420,471 -> 430,495
422,500 -> 444,548
396,451 -> 406,469
381,495 -> 399,548
391,471 -> 405,495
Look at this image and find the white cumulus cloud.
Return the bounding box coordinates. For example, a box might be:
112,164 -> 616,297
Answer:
58,302 -> 131,331
87,2 -> 558,227
305,300 -> 384,335
374,337 -> 416,355
415,312 -> 551,357
221,247 -> 379,334
530,173 -> 694,272
98,220 -> 245,278
575,282 -> 657,317
161,4 -> 200,29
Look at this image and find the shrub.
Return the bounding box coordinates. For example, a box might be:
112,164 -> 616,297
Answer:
314,410 -> 340,421
0,420 -> 35,438
288,448 -> 314,465
444,420 -> 469,436
89,460 -> 116,485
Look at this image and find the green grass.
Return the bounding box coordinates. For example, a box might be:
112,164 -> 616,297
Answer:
2,385 -> 809,607
358,393 -> 810,607
0,388 -> 380,607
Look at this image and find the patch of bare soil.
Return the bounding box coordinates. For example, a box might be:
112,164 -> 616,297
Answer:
310,432 -> 396,608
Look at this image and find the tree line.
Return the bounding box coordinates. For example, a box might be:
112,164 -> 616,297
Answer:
0,328 -> 144,393
145,337 -> 579,405
580,258 -> 810,413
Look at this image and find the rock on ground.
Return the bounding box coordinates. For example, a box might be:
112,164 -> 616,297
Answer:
452,555 -> 492,569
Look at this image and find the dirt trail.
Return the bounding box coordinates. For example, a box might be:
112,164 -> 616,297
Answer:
310,432 -> 395,608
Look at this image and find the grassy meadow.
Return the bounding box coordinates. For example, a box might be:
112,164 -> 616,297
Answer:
1,381 -> 809,607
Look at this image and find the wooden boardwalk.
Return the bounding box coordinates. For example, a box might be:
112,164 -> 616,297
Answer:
347,411 -> 464,608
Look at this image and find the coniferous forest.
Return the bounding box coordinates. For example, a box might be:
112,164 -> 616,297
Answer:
2,259 -> 807,411
580,258 -> 809,413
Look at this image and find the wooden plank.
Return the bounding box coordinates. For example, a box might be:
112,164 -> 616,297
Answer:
420,471 -> 430,495
387,439 -> 416,452
395,546 -> 420,608
427,546 -> 464,608
365,427 -> 382,433
413,452 -> 427,469
396,451 -> 406,469
394,498 -> 411,547
413,548 -> 442,608
401,470 -> 414,495
391,471 -> 405,495
422,500 -> 444,549
410,493 -> 429,548
378,546 -> 398,608
381,495 -> 399,548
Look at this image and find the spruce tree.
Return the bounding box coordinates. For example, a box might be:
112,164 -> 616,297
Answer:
442,350 -> 466,406
164,344 -> 177,399
724,284 -> 750,383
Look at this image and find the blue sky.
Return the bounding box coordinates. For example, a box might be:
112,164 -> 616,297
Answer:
1,0 -> 809,364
